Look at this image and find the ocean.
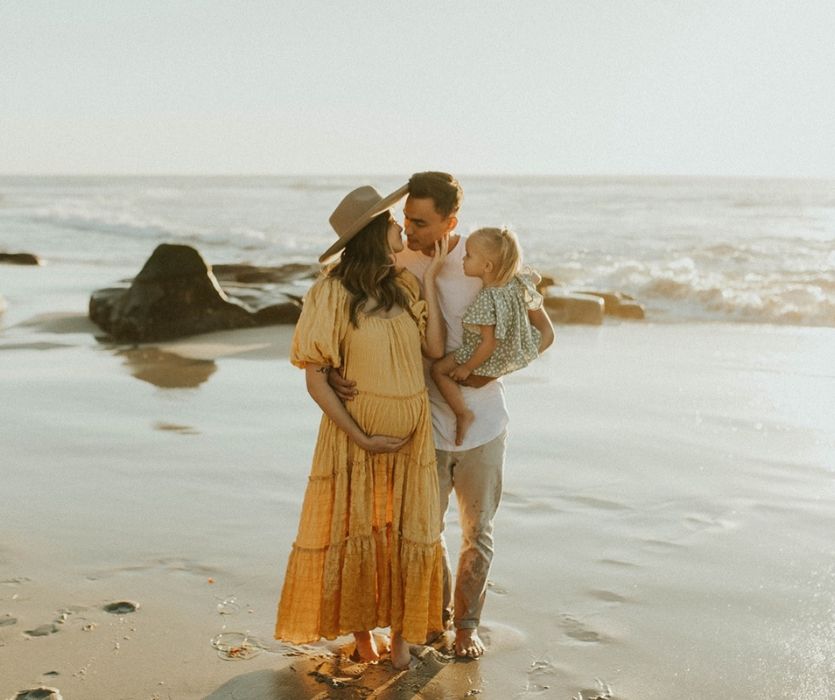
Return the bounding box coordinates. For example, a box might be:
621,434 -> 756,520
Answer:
1,175 -> 833,326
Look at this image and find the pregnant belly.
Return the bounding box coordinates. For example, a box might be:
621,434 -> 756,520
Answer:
348,391 -> 425,439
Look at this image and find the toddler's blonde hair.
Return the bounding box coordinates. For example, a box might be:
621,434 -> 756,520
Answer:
469,227 -> 522,286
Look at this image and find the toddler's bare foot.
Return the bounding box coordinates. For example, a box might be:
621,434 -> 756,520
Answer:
390,632 -> 412,670
455,410 -> 475,446
352,631 -> 380,662
454,627 -> 485,658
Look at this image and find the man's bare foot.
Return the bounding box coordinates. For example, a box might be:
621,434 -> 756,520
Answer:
454,627 -> 485,658
455,410 -> 475,446
352,631 -> 380,662
390,632 -> 412,670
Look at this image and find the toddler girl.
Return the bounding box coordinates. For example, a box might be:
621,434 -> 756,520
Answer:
431,227 -> 546,445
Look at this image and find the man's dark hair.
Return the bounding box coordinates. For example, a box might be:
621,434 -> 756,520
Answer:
408,171 -> 463,218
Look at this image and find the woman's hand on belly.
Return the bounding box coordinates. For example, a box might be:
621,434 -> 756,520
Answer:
359,432 -> 412,454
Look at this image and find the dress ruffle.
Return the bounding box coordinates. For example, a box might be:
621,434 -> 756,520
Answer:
276,442 -> 444,643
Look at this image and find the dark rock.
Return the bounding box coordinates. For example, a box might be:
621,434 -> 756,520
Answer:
253,303 -> 303,325
12,688 -> 63,700
89,244 -> 304,342
544,291 -> 605,325
103,600 -> 139,614
0,252 -> 42,265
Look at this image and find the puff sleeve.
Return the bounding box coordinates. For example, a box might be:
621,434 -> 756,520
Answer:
462,288 -> 500,335
290,276 -> 349,369
398,269 -> 428,339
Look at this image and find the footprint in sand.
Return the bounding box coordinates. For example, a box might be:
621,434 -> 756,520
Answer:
640,537 -> 684,552
684,512 -> 739,535
559,614 -> 608,644
563,495 -> 631,512
597,558 -> 640,569
24,624 -> 59,637
486,579 -> 509,595
573,679 -> 614,700
154,421 -> 200,435
525,659 -> 561,694
587,589 -> 629,604
1,614 -> 18,626
477,621 -> 526,651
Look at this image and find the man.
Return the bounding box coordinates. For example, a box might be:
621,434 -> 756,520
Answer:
333,172 -> 554,658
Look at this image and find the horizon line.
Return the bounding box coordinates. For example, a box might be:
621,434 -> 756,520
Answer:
0,172 -> 833,182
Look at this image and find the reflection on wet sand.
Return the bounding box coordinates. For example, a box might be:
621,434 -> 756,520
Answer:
117,346 -> 217,388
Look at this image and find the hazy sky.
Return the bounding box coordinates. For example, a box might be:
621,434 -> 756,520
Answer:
2,1 -> 834,177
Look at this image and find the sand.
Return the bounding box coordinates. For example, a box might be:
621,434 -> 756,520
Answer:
2,260 -> 835,699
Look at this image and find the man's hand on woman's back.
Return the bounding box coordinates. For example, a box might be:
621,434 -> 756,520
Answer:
327,368 -> 358,401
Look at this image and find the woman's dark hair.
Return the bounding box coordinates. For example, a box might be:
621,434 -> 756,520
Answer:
328,213 -> 410,327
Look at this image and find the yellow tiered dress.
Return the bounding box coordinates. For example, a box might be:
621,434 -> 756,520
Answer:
275,271 -> 444,644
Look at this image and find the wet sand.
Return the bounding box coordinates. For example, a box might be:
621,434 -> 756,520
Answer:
1,261 -> 834,699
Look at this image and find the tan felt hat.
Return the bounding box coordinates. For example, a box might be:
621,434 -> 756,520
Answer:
319,184 -> 408,263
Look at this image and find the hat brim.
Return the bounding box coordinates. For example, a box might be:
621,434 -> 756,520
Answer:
318,184 -> 409,263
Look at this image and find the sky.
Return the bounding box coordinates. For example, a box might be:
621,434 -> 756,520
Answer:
1,0 -> 834,177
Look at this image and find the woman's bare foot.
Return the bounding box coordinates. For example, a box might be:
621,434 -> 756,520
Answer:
390,631 -> 412,670
374,633 -> 391,655
454,627 -> 485,658
352,631 -> 380,662
455,410 -> 475,446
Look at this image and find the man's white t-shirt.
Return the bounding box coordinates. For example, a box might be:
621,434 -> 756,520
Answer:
396,236 -> 509,452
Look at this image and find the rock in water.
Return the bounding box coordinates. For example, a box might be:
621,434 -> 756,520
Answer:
89,244 -> 301,342
0,252 -> 42,265
577,290 -> 646,320
543,291 -> 605,325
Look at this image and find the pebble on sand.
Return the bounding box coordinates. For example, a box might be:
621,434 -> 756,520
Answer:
103,600 -> 140,614
12,687 -> 63,700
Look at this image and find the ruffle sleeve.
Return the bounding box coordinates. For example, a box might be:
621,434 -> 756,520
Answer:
517,270 -> 544,311
398,269 -> 428,339
290,276 -> 349,369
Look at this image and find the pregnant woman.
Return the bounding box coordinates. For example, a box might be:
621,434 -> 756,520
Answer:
275,184 -> 447,669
